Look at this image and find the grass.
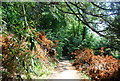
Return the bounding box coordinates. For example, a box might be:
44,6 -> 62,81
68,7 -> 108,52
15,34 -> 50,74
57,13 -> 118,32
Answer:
32,62 -> 56,79
21,60 -> 57,79
79,71 -> 91,79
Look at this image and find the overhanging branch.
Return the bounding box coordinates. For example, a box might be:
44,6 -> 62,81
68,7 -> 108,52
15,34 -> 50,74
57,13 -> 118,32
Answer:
91,2 -> 120,11
70,2 -> 119,17
56,3 -> 119,19
65,2 -> 108,38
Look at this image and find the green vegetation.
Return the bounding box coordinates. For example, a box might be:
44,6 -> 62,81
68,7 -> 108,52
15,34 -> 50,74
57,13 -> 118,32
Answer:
1,2 -> 120,80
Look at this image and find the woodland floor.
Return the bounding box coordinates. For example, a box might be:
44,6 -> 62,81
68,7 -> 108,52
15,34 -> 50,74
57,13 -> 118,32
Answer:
47,56 -> 89,79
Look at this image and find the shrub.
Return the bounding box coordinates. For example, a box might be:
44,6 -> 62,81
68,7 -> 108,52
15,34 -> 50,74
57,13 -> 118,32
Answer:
1,29 -> 58,79
72,48 -> 119,80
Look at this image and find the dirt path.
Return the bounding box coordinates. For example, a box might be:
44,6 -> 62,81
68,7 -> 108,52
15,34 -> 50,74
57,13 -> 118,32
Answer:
48,57 -> 89,79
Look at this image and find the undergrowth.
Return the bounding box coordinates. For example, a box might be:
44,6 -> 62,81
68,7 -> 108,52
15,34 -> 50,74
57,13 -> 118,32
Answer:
1,28 -> 58,80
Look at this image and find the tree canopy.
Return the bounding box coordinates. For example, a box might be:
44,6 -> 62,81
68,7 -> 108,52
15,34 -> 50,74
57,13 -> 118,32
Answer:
1,1 -> 120,80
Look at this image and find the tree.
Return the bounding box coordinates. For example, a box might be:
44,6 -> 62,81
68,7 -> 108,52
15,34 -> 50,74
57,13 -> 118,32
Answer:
55,2 -> 120,50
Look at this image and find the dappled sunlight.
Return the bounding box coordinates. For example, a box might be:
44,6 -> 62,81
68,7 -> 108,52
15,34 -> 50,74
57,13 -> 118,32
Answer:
1,1 -> 120,81
48,59 -> 90,79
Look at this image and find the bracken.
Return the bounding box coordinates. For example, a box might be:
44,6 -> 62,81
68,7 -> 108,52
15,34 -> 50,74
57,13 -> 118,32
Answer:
72,48 -> 119,80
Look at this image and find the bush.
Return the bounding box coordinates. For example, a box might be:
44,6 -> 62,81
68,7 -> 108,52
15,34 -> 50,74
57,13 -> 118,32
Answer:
72,48 -> 119,80
1,29 -> 58,80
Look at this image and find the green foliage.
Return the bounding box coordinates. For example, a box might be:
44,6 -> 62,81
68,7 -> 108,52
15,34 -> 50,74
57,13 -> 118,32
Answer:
2,2 -> 120,80
2,30 -> 56,79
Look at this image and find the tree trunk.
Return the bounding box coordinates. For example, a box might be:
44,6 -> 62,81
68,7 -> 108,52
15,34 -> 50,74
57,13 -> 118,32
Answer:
82,26 -> 86,41
23,4 -> 28,27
